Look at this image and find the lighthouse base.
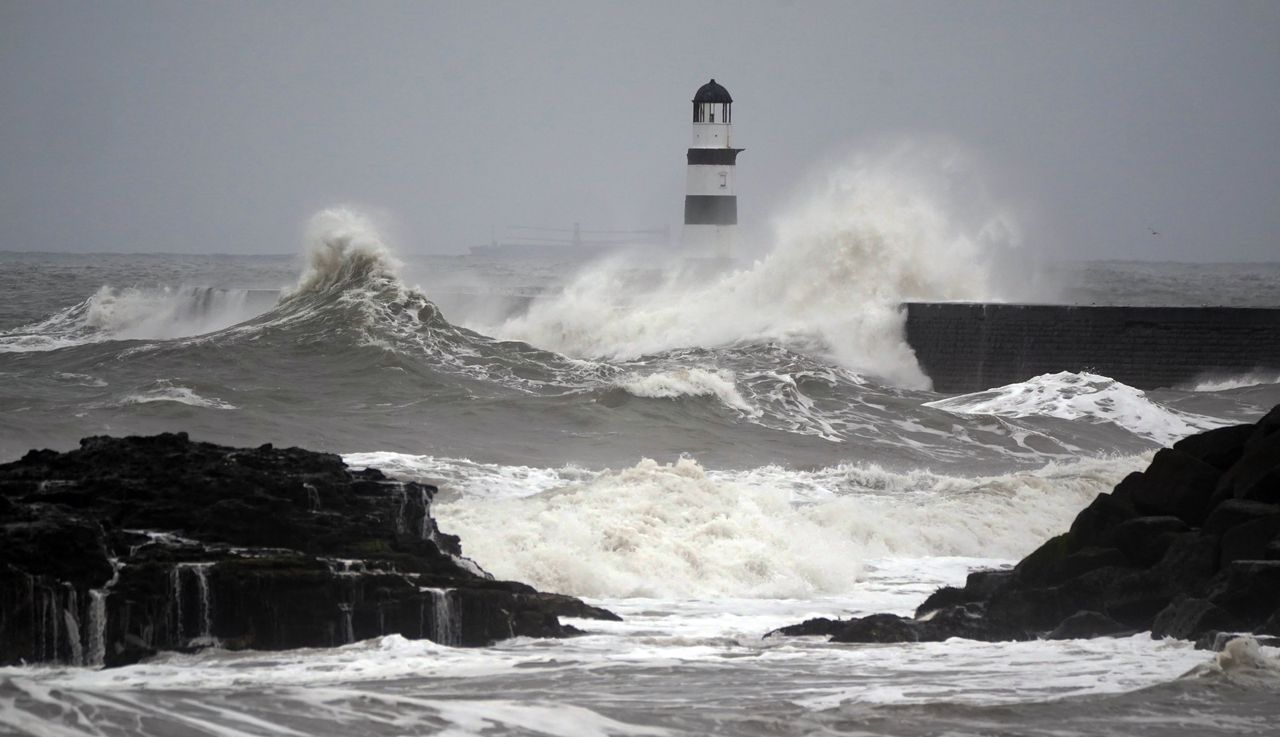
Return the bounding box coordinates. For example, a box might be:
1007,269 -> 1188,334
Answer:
681,224 -> 736,260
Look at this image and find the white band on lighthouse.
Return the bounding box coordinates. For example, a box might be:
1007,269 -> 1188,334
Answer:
683,79 -> 742,258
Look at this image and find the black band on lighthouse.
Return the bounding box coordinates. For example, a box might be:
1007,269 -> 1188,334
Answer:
684,195 -> 738,225
687,148 -> 744,166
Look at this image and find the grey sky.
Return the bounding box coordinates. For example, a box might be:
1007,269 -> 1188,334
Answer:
2,1 -> 1277,261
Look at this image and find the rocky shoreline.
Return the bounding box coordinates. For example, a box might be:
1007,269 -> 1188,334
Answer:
0,433 -> 616,668
770,404 -> 1280,648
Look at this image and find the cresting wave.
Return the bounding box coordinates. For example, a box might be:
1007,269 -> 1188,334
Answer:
0,285 -> 279,352
1188,372 -> 1280,393
925,371 -> 1229,446
0,206 -> 1255,463
349,452 -> 1146,599
118,382 -> 237,410
614,368 -> 760,416
494,144 -> 1023,388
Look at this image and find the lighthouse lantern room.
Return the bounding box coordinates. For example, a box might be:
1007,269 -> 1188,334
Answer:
683,79 -> 742,258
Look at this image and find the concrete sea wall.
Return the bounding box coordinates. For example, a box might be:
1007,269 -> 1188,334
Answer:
904,303 -> 1280,394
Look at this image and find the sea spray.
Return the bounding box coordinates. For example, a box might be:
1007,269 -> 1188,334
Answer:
289,208 -> 403,297
409,453 -> 1144,599
0,285 -> 277,352
926,371 -> 1229,445
495,144 -> 1023,387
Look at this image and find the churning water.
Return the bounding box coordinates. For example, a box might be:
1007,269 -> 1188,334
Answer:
1,187 -> 1279,735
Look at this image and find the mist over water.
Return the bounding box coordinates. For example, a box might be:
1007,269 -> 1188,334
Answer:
496,146 -> 1024,388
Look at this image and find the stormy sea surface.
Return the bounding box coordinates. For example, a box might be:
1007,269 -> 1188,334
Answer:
2,206 -> 1280,735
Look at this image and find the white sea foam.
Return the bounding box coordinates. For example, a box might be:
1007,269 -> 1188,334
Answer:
1181,636 -> 1280,688
925,371 -> 1227,446
495,143 -> 1022,388
0,285 -> 277,352
615,368 -> 759,415
352,452 -> 1144,599
1187,372 -> 1280,392
119,384 -> 237,410
289,208 -> 403,298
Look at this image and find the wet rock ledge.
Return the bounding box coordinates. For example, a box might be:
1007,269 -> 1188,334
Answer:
771,403 -> 1280,648
0,433 -> 617,668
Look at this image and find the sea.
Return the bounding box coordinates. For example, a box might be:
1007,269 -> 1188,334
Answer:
1,202 -> 1279,736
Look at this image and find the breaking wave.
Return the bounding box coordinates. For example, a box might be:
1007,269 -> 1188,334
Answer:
613,368 -> 759,416
925,371 -> 1228,446
1181,636 -> 1280,689
1187,372 -> 1280,393
495,144 -> 1024,388
355,452 -> 1144,599
0,285 -> 279,352
118,382 -> 238,410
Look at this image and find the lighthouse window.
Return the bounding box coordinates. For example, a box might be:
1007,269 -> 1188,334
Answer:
709,110 -> 714,123
719,172 -> 727,188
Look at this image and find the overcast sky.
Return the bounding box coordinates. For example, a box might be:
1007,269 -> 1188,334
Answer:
2,1 -> 1277,261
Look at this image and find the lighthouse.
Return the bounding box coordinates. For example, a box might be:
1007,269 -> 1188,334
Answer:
683,79 -> 742,258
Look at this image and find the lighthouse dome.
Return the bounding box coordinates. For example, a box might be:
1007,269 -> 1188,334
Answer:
693,79 -> 733,104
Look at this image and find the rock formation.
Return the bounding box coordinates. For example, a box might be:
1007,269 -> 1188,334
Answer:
0,433 -> 616,668
770,404 -> 1280,647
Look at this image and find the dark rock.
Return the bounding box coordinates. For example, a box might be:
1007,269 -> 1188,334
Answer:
1047,547 -> 1133,585
1203,500 -> 1280,535
1173,424 -> 1255,471
1011,533 -> 1077,587
1257,609 -> 1280,636
1150,532 -> 1221,591
1126,448 -> 1222,526
770,405 -> 1280,647
1215,420 -> 1280,504
964,568 -> 1015,598
1111,516 -> 1190,566
924,602 -> 1020,641
1205,560 -> 1280,626
0,433 -> 616,667
913,568 -> 1015,617
1150,598 -> 1236,640
914,586 -> 970,617
1245,404 -> 1280,451
830,614 -> 926,643
765,617 -> 840,638
1048,610 -> 1131,640
1239,468 -> 1280,505
1219,516 -> 1280,567
1067,489 -> 1137,549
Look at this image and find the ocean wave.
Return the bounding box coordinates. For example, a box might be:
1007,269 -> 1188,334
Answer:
119,384 -> 237,410
614,368 -> 760,416
494,144 -> 1023,388
0,284 -> 279,353
354,452 -> 1144,599
1180,636 -> 1280,689
1186,372 -> 1280,393
924,371 -> 1227,446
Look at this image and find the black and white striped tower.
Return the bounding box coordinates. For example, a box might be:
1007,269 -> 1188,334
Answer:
683,79 -> 743,258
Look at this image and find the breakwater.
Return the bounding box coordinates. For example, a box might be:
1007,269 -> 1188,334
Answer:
905,303 -> 1280,394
